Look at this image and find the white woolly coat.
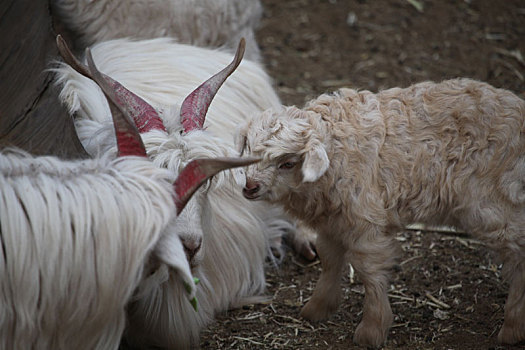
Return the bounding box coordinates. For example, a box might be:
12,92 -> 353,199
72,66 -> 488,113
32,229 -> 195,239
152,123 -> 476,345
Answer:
0,149 -> 187,350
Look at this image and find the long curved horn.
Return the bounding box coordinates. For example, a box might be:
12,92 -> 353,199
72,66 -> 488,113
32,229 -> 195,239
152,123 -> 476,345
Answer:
85,49 -> 148,157
174,156 -> 259,214
56,35 -> 166,134
180,38 -> 246,133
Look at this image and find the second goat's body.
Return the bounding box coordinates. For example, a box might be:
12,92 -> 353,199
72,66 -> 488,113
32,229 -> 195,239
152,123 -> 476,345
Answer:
239,78 -> 525,346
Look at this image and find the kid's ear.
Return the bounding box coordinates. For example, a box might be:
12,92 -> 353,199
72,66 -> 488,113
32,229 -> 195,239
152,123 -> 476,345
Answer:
301,141 -> 329,182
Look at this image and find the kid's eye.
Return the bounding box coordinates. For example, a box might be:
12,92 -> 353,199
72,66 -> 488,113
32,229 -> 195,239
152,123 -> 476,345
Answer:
279,161 -> 296,169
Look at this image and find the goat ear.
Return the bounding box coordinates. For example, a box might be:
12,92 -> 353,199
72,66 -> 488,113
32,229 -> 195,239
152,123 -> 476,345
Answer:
301,141 -> 329,182
154,233 -> 197,299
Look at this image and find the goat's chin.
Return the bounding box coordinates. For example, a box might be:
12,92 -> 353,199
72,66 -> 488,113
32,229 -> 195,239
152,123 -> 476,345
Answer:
243,190 -> 269,201
189,255 -> 203,271
243,194 -> 264,201
189,265 -> 201,277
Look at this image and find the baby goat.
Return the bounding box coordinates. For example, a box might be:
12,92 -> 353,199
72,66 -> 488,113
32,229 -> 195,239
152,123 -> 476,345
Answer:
237,78 -> 525,346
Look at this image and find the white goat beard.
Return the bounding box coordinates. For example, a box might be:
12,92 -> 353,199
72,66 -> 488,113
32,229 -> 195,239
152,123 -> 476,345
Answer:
0,149 -> 178,350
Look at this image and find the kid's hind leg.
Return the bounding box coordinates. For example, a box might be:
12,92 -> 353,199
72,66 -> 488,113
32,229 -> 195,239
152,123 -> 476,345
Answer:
498,247 -> 525,344
288,219 -> 317,261
468,208 -> 525,345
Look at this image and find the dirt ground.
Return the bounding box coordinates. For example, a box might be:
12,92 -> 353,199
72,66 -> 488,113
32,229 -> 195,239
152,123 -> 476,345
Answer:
201,1 -> 525,349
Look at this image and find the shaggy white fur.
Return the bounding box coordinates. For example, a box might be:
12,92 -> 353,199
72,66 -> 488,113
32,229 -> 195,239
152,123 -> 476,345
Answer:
51,0 -> 263,61
238,78 -> 525,346
55,38 -> 294,348
0,149 -> 182,350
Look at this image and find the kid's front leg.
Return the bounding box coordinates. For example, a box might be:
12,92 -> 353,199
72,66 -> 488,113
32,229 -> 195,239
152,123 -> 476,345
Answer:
300,233 -> 346,321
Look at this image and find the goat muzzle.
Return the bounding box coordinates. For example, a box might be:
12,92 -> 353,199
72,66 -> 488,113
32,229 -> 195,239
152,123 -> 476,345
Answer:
243,179 -> 261,199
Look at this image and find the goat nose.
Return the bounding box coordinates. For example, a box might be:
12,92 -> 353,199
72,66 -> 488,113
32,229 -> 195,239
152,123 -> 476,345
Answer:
244,178 -> 258,190
243,179 -> 260,196
181,236 -> 202,262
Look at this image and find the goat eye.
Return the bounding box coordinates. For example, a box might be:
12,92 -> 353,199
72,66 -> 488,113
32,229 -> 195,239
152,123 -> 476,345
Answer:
279,161 -> 296,169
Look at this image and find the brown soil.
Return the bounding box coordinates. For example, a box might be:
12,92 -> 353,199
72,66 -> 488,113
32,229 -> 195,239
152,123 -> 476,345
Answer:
201,0 -> 525,349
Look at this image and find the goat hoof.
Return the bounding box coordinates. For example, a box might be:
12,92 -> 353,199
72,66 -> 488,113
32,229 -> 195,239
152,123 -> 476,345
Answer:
353,320 -> 388,348
498,323 -> 525,345
296,240 -> 317,261
300,298 -> 338,321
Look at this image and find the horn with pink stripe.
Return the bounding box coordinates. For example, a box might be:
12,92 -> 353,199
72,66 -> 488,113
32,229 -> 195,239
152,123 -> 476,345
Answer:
173,156 -> 259,214
56,35 -> 166,135
179,38 -> 246,133
85,49 -> 148,157
57,35 -> 147,157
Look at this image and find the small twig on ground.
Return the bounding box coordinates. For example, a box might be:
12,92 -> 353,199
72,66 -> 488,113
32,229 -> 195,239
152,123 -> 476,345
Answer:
400,255 -> 423,266
291,257 -> 320,268
232,336 -> 264,346
392,322 -> 411,328
406,224 -> 467,236
498,59 -> 524,81
445,283 -> 462,290
407,0 -> 424,13
493,47 -> 525,66
425,292 -> 451,309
